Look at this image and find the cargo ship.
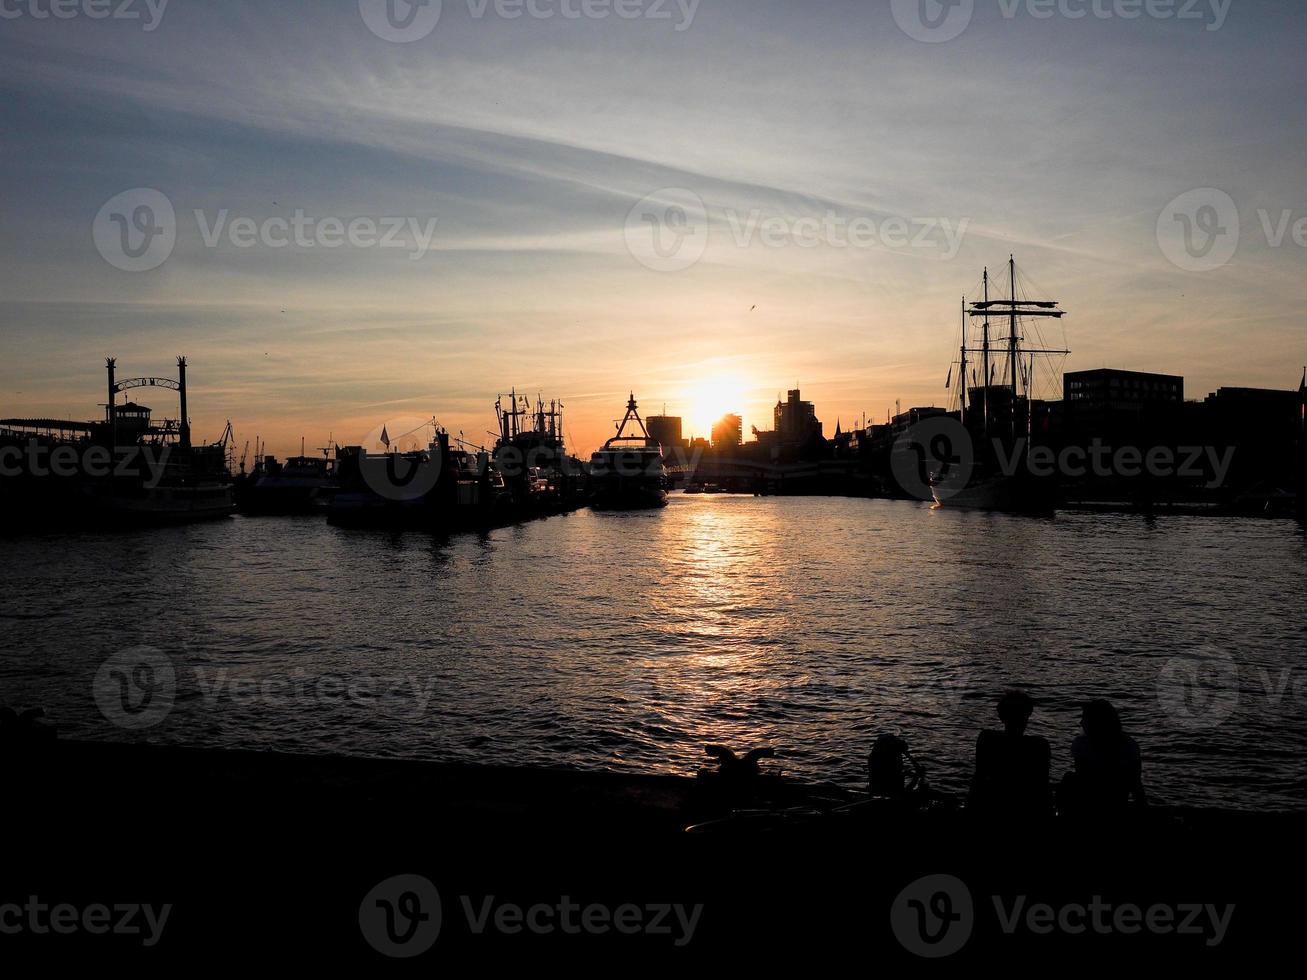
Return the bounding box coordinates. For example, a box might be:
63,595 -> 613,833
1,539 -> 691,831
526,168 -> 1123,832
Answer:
0,357 -> 234,526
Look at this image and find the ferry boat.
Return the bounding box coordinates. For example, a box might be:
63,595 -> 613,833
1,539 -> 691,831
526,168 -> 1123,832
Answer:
588,394 -> 668,510
0,357 -> 234,526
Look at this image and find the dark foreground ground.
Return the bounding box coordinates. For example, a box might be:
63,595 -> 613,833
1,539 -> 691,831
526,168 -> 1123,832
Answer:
5,739 -> 1303,966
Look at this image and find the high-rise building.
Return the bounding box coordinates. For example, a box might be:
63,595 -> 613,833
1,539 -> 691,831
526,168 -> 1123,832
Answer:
646,415 -> 685,450
711,413 -> 742,449
774,389 -> 822,445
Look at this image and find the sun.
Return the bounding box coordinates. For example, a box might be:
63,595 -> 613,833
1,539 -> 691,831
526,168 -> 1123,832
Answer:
684,376 -> 748,438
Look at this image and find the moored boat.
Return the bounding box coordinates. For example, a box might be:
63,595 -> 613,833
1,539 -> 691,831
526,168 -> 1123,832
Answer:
241,449 -> 337,515
589,394 -> 667,510
929,256 -> 1067,514
0,357 -> 234,527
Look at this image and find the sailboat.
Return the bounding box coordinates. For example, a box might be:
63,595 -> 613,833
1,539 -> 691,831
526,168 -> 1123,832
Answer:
933,256 -> 1069,512
588,393 -> 668,510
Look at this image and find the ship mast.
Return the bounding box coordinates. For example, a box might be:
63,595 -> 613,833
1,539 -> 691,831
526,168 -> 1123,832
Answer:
981,268 -> 991,441
1009,255 -> 1019,402
965,257 -> 1069,442
958,296 -> 967,421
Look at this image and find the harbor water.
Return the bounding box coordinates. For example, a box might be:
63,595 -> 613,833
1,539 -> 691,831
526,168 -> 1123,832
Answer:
2,496 -> 1304,810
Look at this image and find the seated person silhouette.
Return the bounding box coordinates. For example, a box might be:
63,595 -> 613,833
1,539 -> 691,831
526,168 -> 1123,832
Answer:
1058,699 -> 1147,814
968,692 -> 1051,816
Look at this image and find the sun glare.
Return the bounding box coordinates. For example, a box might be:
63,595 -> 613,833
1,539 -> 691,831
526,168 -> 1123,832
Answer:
684,377 -> 749,438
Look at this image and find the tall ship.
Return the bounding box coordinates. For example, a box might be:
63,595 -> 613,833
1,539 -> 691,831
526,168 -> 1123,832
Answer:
933,256 -> 1069,512
588,394 -> 668,510
0,357 -> 234,526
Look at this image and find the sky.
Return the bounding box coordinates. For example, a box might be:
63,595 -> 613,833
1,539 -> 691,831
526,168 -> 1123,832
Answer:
1,0 -> 1304,457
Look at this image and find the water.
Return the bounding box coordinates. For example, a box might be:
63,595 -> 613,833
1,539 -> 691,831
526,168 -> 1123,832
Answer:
2,496 -> 1304,810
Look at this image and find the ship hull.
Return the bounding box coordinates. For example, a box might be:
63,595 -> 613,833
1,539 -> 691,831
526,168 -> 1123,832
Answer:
932,473 -> 1055,514
89,485 -> 236,524
589,483 -> 668,511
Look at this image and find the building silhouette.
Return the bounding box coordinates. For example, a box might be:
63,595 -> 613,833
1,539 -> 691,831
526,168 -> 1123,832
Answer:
646,415 -> 687,451
711,414 -> 743,449
774,390 -> 822,446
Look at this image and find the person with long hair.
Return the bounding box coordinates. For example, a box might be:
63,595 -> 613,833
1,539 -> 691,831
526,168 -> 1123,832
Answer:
1058,699 -> 1148,814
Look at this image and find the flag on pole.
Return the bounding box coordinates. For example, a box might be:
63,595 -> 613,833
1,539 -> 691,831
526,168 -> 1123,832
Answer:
945,364 -> 953,390
379,425 -> 391,449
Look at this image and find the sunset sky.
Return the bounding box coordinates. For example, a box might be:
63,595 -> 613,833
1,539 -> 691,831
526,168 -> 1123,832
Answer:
2,0 -> 1304,457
